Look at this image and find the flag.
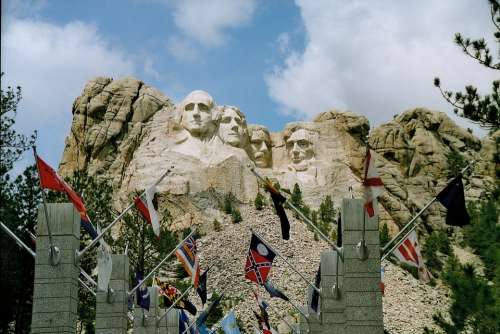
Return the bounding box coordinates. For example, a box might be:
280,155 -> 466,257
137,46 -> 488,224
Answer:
196,323 -> 210,334
436,175 -> 470,226
263,279 -> 289,301
196,293 -> 224,328
391,230 -> 432,282
36,154 -> 87,215
221,311 -> 241,334
379,265 -> 386,296
252,289 -> 269,313
96,224 -> 112,292
362,149 -> 384,217
179,310 -> 195,334
310,264 -> 321,313
36,154 -> 96,238
245,233 -> 276,285
197,268 -> 209,305
263,180 -> 290,240
175,235 -> 201,289
336,214 -> 342,247
157,279 -> 197,315
134,185 -> 161,236
253,309 -> 270,332
80,213 -> 98,239
136,272 -> 150,311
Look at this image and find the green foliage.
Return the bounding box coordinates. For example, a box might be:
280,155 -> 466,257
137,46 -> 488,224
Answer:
433,1 -> 500,131
223,192 -> 235,214
446,150 -> 467,178
213,219 -> 222,232
423,230 -> 452,275
231,208 -> 242,224
0,76 -> 37,333
319,195 -> 335,224
254,191 -> 265,210
379,223 -> 390,248
290,183 -> 303,208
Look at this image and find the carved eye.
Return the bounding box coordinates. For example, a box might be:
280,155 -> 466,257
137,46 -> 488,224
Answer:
298,140 -> 310,148
221,116 -> 231,123
185,103 -> 194,111
198,103 -> 209,112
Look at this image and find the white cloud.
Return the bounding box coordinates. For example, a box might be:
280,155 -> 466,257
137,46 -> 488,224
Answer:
266,0 -> 497,133
276,32 -> 291,55
1,17 -> 135,166
169,0 -> 257,47
166,35 -> 201,62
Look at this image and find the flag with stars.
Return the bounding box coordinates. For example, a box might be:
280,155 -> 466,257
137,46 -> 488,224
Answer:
245,233 -> 276,285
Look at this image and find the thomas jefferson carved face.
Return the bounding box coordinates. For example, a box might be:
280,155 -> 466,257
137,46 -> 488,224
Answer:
218,106 -> 247,147
286,128 -> 314,171
180,90 -> 215,139
250,127 -> 272,168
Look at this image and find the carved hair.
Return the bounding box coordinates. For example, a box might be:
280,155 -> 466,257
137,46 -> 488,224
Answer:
248,124 -> 271,141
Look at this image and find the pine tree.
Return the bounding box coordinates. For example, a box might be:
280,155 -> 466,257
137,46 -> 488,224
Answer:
254,191 -> 265,210
434,0 -> 500,132
379,223 -> 390,248
290,183 -> 303,209
319,195 -> 335,224
231,208 -> 242,224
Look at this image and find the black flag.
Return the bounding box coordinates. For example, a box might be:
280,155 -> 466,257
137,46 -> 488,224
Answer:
197,268 -> 209,305
310,264 -> 321,313
436,175 -> 470,226
263,279 -> 289,301
196,293 -> 224,327
264,180 -> 290,240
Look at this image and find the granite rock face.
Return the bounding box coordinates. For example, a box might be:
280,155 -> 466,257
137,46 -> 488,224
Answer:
60,77 -> 498,235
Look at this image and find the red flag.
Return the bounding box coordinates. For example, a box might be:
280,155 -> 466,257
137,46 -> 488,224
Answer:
245,233 -> 276,285
392,230 -> 432,282
362,149 -> 384,217
35,155 -> 87,215
134,185 -> 161,237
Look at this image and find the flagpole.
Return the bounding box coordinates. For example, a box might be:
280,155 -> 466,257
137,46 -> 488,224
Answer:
380,161 -> 475,261
250,228 -> 320,295
156,285 -> 194,324
248,167 -> 342,256
0,222 -> 96,295
32,146 -> 60,266
128,230 -> 194,296
282,316 -> 300,334
75,168 -> 174,262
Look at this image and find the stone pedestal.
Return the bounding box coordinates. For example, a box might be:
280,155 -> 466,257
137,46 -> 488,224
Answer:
96,254 -> 129,334
342,198 -> 383,334
165,308 -> 180,334
31,203 -> 81,334
299,198 -> 384,333
134,286 -> 168,334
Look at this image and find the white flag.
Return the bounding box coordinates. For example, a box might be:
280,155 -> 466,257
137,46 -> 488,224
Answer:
145,185 -> 160,237
96,224 -> 113,291
392,230 -> 431,282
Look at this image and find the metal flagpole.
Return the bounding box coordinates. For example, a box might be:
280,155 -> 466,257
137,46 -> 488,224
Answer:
249,167 -> 342,256
76,167 -> 174,262
0,222 -> 96,295
128,230 -> 194,295
380,161 -> 475,261
32,146 -> 61,266
250,228 -> 320,295
156,284 -> 194,324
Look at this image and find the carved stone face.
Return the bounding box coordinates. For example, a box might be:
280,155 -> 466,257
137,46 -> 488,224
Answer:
218,107 -> 247,147
286,129 -> 314,171
250,129 -> 271,168
180,91 -> 215,139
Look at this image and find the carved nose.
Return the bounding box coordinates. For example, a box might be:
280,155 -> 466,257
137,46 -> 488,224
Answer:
292,142 -> 300,152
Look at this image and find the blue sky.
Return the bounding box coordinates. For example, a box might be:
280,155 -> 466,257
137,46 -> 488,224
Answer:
1,0 -> 497,172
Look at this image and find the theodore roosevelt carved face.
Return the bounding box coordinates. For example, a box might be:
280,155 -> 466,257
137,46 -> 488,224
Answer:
249,125 -> 272,168
179,90 -> 216,140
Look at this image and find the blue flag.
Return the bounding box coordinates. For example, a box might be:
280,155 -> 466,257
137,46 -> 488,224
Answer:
179,310 -> 195,334
136,272 -> 150,311
263,280 -> 289,301
221,311 -> 241,334
196,323 -> 210,334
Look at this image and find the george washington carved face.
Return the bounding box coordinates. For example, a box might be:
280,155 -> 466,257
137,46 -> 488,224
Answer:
179,90 -> 216,139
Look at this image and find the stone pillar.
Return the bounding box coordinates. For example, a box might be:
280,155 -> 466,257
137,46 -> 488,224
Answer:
134,286 -> 162,334
319,251 -> 345,331
96,254 -> 129,334
342,198 -> 383,334
165,308 -> 180,334
31,203 -> 80,334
